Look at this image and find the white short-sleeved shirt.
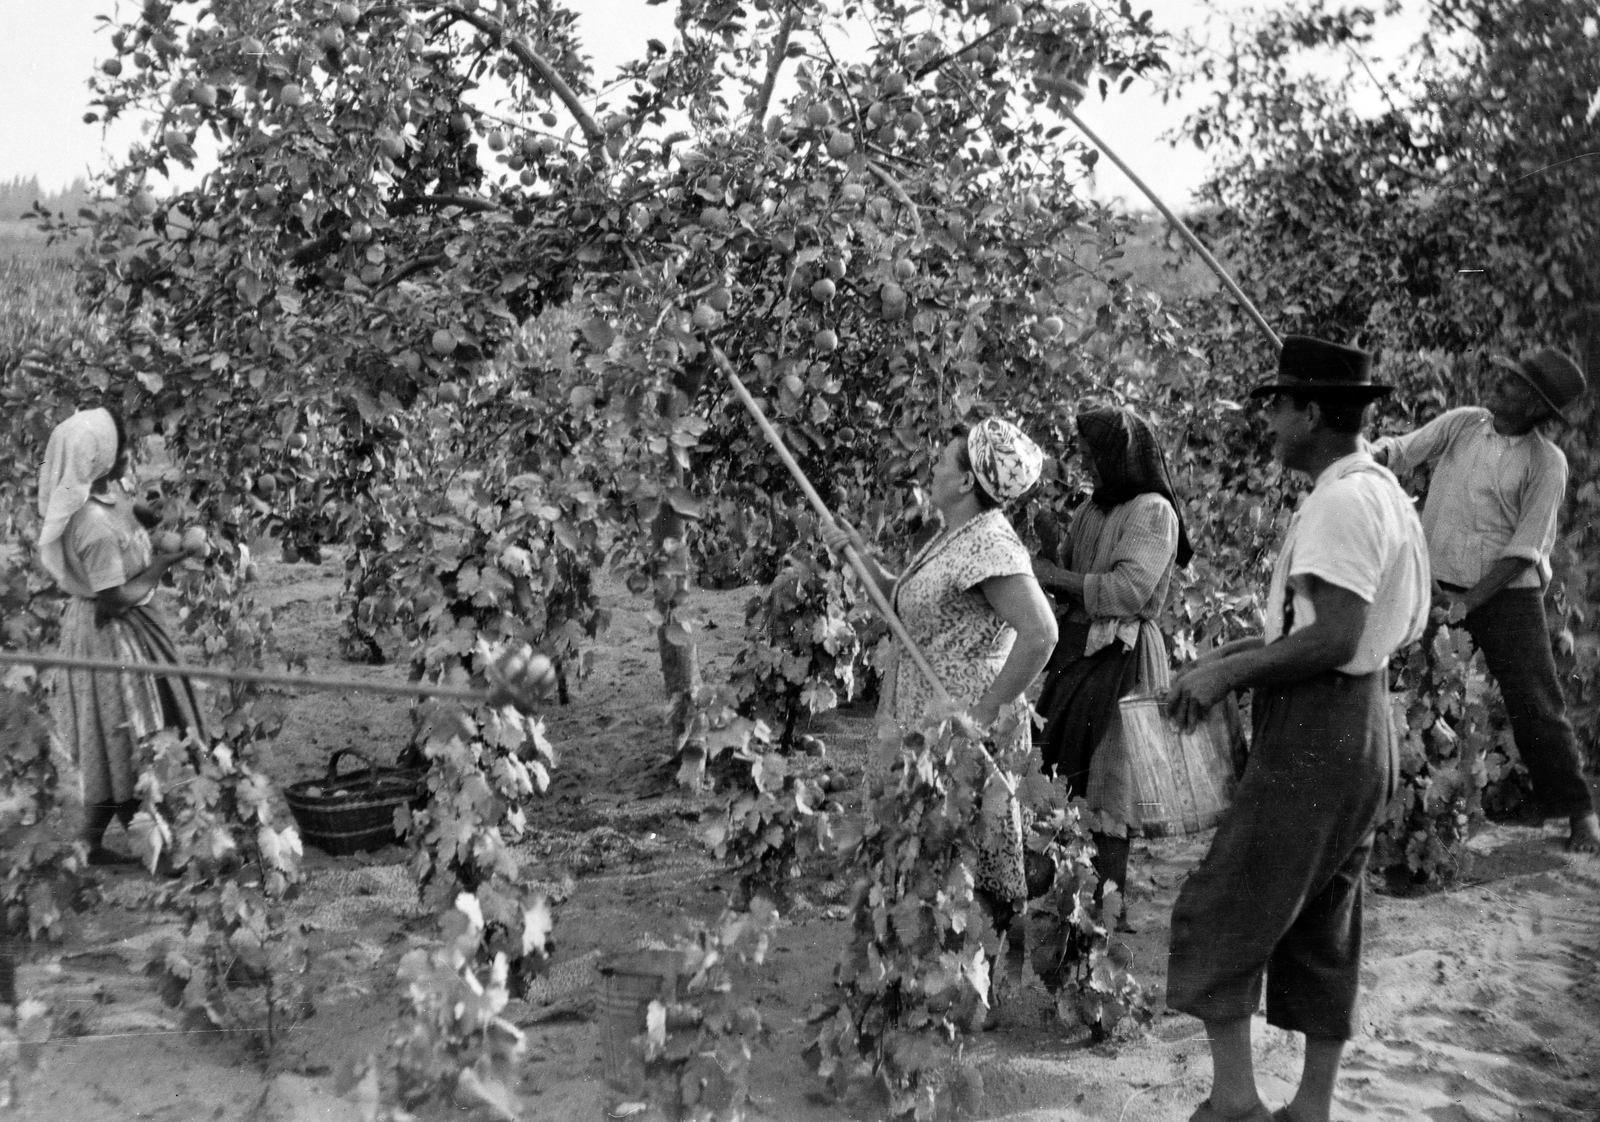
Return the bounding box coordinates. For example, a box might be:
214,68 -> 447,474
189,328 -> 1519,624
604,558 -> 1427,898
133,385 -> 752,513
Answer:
1264,453 -> 1431,675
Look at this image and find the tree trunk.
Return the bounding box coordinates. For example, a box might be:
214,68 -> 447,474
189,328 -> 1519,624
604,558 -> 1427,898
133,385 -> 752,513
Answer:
652,497 -> 702,702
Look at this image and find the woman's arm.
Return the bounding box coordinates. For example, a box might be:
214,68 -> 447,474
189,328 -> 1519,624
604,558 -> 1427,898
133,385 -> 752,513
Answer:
1031,556 -> 1085,598
970,573 -> 1059,728
95,549 -> 188,619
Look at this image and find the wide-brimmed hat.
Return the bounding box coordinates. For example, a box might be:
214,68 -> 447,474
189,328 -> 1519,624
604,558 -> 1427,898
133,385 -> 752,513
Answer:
1249,335 -> 1391,402
1491,348 -> 1586,420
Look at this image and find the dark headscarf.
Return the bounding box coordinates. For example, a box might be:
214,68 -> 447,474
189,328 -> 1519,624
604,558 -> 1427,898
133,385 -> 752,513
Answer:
1075,406 -> 1194,568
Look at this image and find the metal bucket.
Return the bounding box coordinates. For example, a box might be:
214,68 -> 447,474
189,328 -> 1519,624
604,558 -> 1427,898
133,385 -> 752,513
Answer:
597,949 -> 683,1095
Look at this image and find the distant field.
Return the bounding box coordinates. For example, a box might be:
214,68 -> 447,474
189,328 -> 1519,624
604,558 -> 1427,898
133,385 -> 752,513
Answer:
0,227 -> 87,366
0,220 -> 78,263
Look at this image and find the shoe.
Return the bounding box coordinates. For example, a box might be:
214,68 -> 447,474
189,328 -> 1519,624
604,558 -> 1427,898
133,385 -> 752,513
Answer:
86,847 -> 142,868
1187,1100 -> 1273,1122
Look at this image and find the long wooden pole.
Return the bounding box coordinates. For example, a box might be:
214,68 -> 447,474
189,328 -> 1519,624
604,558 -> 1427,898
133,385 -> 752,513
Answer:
711,348 -> 1016,795
1036,76 -> 1283,352
0,650 -> 491,705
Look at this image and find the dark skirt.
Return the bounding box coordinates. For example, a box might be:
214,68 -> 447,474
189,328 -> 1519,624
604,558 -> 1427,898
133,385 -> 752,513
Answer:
1033,619 -> 1139,796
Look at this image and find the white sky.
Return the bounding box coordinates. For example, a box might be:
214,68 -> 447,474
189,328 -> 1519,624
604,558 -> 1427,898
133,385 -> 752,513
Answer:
0,1 -> 1427,212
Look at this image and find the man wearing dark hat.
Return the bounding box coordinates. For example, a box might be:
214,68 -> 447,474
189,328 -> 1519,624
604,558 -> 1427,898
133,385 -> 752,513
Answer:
1163,337 -> 1430,1122
1369,347 -> 1600,853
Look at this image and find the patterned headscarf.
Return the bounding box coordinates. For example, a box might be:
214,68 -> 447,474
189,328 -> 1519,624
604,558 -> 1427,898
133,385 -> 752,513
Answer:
37,408 -> 121,599
966,417 -> 1043,503
1076,406 -> 1194,568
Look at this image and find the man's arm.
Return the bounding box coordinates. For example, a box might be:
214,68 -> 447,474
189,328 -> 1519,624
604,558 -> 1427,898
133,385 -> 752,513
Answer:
1449,556 -> 1534,614
1368,408 -> 1468,477
1166,575 -> 1369,729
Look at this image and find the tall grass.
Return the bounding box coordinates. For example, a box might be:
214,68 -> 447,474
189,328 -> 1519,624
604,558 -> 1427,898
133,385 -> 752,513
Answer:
0,227 -> 88,372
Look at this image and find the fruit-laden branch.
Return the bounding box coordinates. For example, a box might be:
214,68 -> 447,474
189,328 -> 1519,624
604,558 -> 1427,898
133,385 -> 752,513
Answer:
428,2 -> 608,151
750,7 -> 800,132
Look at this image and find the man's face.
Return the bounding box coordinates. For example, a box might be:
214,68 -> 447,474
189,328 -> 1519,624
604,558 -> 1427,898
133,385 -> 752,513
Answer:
1261,393 -> 1314,471
1482,366 -> 1550,432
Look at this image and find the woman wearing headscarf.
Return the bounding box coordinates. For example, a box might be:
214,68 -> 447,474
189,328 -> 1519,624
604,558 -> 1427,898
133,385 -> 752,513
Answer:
37,407 -> 207,866
1033,405 -> 1192,929
824,418 -> 1058,938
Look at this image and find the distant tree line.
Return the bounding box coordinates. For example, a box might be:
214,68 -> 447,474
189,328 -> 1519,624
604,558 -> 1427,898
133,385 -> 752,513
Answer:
0,176 -> 94,222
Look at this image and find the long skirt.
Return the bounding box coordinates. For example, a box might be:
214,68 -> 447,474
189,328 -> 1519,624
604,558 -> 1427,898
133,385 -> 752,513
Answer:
1034,619 -> 1138,795
51,597 -> 209,806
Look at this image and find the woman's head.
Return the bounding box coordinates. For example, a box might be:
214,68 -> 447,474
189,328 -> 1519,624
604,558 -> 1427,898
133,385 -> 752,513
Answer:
1074,405 -> 1194,567
937,418 -> 1044,514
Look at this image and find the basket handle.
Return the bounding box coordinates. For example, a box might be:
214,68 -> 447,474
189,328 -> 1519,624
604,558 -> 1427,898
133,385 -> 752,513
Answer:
326,747 -> 380,790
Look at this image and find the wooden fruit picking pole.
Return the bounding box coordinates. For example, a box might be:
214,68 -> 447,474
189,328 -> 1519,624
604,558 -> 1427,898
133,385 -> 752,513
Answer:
0,650 -> 501,706
710,347 -> 1017,797
1034,75 -> 1284,353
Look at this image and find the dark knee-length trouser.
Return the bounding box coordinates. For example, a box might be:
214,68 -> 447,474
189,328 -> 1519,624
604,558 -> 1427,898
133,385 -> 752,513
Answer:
1166,671 -> 1396,1040
1452,588 -> 1594,820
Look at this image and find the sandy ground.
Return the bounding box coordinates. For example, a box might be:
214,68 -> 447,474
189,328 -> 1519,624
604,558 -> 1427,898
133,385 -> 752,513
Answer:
7,546 -> 1599,1121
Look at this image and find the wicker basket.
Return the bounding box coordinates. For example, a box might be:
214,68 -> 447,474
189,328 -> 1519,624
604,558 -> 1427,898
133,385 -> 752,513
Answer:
284,748 -> 424,856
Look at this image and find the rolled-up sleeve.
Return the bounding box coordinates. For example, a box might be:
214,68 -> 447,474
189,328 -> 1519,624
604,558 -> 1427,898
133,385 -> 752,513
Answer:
1081,497 -> 1179,619
1369,408 -> 1471,477
1501,447 -> 1566,566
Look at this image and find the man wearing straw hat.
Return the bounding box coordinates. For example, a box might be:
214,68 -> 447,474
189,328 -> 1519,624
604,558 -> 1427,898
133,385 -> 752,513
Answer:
1368,347 -> 1600,854
1163,337 -> 1430,1122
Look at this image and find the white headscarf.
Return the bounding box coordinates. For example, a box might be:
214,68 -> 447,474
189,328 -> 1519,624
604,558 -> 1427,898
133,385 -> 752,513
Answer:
37,408 -> 121,599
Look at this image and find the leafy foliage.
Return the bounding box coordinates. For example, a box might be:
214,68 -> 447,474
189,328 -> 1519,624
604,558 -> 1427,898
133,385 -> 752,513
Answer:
636,904 -> 778,1122
1024,809 -> 1150,1041
390,889 -> 548,1117
804,719 -> 997,1120
0,678 -> 90,944
680,685 -> 837,910
729,536 -> 865,748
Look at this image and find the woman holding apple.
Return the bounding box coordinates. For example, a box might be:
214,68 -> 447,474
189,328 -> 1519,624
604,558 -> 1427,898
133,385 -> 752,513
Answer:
37,407 -> 209,866
823,418 -> 1058,938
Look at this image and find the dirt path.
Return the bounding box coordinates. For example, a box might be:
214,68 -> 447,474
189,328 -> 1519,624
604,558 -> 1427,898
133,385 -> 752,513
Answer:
9,548 -> 1599,1121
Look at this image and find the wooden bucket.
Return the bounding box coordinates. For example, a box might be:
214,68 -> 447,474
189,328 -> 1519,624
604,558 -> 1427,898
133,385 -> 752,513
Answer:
597,949 -> 682,1095
1116,693 -> 1246,837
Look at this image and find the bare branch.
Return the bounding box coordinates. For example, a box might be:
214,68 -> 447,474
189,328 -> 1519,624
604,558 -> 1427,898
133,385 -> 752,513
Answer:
428,2 -> 608,153
751,7 -> 800,133
386,193 -> 505,216
866,160 -> 922,236
912,25 -> 1007,82
374,254 -> 450,293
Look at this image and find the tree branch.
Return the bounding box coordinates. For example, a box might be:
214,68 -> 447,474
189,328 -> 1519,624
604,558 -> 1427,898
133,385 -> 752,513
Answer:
429,3 -> 608,153
866,161 -> 922,236
374,254 -> 449,293
386,193 -> 505,216
750,7 -> 799,133
912,25 -> 1007,82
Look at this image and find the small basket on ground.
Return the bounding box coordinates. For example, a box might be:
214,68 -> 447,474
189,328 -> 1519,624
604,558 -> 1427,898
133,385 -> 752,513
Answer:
284,747 -> 425,856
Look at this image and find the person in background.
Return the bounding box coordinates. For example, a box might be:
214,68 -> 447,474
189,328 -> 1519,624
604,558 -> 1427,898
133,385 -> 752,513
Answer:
1031,405 -> 1193,931
1369,348 -> 1600,853
823,418 -> 1057,943
1163,337 -> 1430,1122
37,408 -> 207,867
